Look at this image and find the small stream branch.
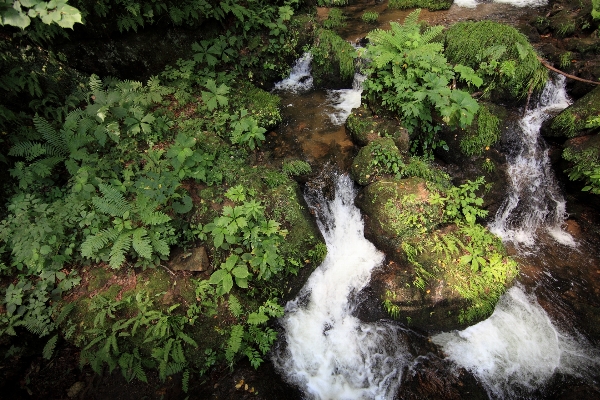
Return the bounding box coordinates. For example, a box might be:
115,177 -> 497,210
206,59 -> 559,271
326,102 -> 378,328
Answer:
537,56 -> 600,85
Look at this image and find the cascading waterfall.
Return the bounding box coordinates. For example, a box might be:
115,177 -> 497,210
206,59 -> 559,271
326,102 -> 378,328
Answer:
273,52 -> 314,93
326,73 -> 366,125
489,76 -> 575,247
432,284 -> 600,399
272,175 -> 409,400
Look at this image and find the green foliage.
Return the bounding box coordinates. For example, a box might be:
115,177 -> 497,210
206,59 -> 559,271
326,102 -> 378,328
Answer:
201,185 -> 289,282
322,8 -> 346,29
563,147 -> 600,194
282,160 -> 312,177
559,52 -> 573,70
361,11 -> 379,24
0,0 -> 82,29
594,0 -> 600,20
444,21 -> 548,100
363,9 -> 480,156
430,177 -> 488,225
382,290 -> 401,319
459,105 -> 500,157
388,0 -> 452,11
317,0 -> 347,5
310,29 -> 356,86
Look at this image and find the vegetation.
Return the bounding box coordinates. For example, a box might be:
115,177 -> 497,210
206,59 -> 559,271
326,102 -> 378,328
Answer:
310,28 -> 356,87
361,11 -> 379,24
563,146 -> 600,194
459,104 -> 501,157
388,0 -> 452,11
444,21 -> 548,101
322,8 -> 346,29
362,9 -> 480,157
0,0 -> 329,391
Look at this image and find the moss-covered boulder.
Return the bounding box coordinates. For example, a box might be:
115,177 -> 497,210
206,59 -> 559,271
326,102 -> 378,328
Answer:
355,178 -> 518,330
351,138 -> 405,186
345,105 -> 409,150
542,86 -> 600,138
444,21 -> 548,102
310,29 -> 356,88
355,177 -> 444,254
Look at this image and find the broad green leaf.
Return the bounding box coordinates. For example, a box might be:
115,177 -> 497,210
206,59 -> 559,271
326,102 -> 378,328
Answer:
209,269 -> 227,284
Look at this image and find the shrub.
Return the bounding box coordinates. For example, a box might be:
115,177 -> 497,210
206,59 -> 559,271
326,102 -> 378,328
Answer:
361,12 -> 379,24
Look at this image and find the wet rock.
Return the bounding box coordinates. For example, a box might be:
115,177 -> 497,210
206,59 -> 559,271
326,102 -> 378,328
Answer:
345,105 -> 408,150
541,86 -> 600,138
351,137 -> 405,186
169,246 -> 210,272
67,381 -> 85,398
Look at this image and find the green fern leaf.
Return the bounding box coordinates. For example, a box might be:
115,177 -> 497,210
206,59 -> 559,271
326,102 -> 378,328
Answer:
93,184 -> 132,217
109,232 -> 132,268
43,334 -> 58,360
228,295 -> 243,318
81,227 -> 119,258
182,369 -> 190,393
132,228 -> 153,259
225,324 -> 244,362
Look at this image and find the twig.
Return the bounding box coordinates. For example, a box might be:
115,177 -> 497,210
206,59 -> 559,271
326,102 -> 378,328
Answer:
537,56 -> 600,85
161,264 -> 176,276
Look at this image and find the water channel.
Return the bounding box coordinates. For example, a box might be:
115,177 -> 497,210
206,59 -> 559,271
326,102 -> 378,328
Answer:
266,2 -> 600,399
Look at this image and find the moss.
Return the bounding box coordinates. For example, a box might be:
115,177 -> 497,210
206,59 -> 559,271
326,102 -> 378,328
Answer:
388,0 -> 452,11
351,137 -> 403,186
230,81 -> 282,130
310,29 -> 356,88
546,86 -> 600,138
444,21 -> 548,101
355,177 -> 445,247
459,104 -> 501,157
345,105 -> 409,150
87,267 -> 111,291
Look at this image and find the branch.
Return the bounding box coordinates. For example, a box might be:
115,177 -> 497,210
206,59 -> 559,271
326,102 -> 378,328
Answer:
537,56 -> 600,85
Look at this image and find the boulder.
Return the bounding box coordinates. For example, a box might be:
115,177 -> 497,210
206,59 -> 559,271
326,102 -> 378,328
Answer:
169,246 -> 211,272
542,85 -> 600,138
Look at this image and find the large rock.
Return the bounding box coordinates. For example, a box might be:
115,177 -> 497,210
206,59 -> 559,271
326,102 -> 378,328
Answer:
542,86 -> 600,139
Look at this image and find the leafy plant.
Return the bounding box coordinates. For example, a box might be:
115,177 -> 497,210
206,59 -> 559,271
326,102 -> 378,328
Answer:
311,29 -> 356,86
363,9 -> 480,156
563,147 -> 600,194
0,0 -> 82,29
388,0 -> 452,11
430,177 -> 488,225
459,105 -> 500,157
361,11 -> 379,24
322,8 -> 346,29
282,160 -> 312,176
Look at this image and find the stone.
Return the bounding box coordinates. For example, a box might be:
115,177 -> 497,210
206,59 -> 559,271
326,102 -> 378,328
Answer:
169,246 -> 210,272
67,381 -> 85,398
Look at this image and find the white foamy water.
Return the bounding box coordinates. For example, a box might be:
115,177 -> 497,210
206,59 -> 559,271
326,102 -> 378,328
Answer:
489,76 -> 575,247
432,284 -> 599,399
273,52 -> 314,93
272,174 -> 409,400
455,0 -> 546,8
326,73 -> 365,125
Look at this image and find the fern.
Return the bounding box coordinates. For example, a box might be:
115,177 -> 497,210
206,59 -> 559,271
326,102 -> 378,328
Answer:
42,334 -> 58,360
228,295 -> 243,318
93,184 -> 132,218
225,324 -> 244,362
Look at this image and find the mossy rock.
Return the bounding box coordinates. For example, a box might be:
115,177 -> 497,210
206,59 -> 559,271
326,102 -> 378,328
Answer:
444,21 -> 548,101
351,137 -> 404,186
542,86 -> 600,138
550,10 -> 578,38
310,29 -> 356,89
355,177 -> 444,254
345,105 -> 409,150
388,0 -> 453,11
230,81 -> 282,130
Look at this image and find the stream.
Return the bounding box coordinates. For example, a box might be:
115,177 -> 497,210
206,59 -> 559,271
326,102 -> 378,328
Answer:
268,2 -> 600,399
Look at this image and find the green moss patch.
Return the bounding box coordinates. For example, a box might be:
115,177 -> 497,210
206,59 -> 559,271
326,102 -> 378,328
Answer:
545,86 -> 600,138
444,21 -> 548,101
346,105 -> 409,149
310,29 -> 356,88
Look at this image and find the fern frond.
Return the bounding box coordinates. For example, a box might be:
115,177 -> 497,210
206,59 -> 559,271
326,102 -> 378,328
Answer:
109,232 -> 132,268
43,334 -> 58,360
228,295 -> 243,318
93,184 -> 132,217
89,74 -> 104,93
56,303 -> 75,325
182,369 -> 190,393
81,227 -> 119,258
132,228 -> 153,259
148,232 -> 170,257
225,324 -> 244,362
165,361 -> 185,377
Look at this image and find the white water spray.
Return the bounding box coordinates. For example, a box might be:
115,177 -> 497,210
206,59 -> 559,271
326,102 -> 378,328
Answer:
455,0 -> 547,8
326,73 -> 366,125
273,52 -> 314,93
272,175 -> 409,400
489,76 -> 575,247
432,284 -> 599,399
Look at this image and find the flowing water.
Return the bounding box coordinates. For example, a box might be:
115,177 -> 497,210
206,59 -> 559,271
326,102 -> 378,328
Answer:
269,5 -> 600,398
489,76 -> 576,248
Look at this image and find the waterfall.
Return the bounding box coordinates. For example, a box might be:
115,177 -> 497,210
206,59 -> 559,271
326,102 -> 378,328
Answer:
326,73 -> 366,125
273,52 -> 314,93
432,284 -> 600,399
272,174 -> 409,400
489,76 -> 576,247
